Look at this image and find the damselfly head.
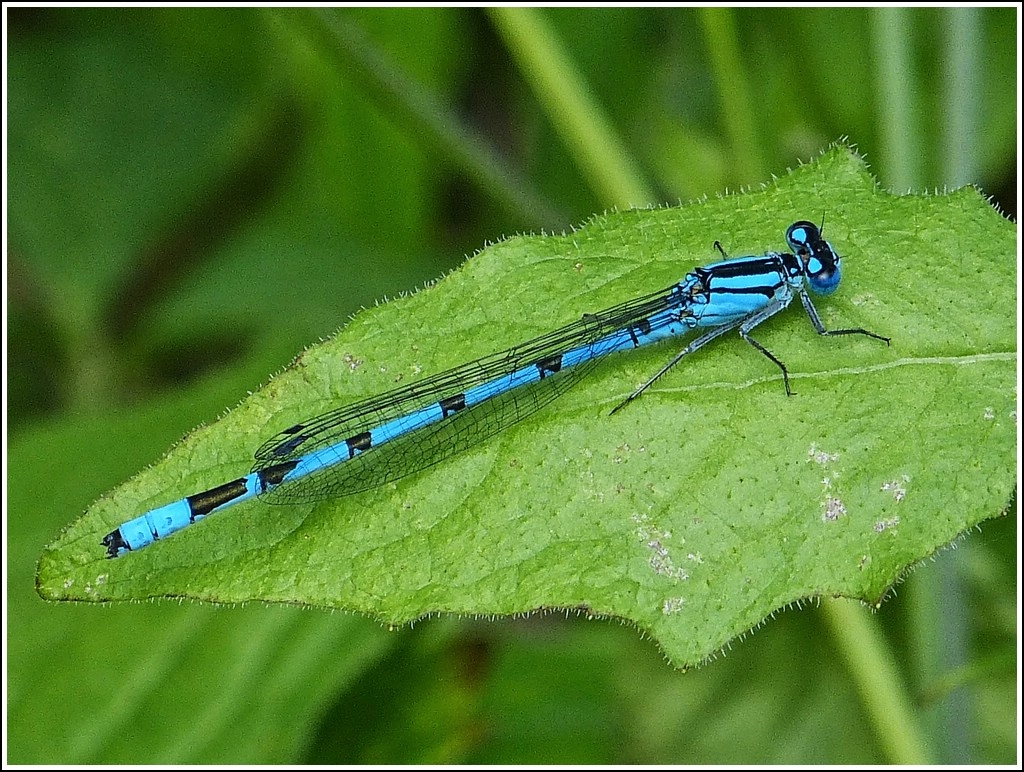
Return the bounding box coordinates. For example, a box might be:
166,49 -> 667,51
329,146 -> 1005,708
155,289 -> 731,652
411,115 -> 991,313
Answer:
787,220 -> 841,296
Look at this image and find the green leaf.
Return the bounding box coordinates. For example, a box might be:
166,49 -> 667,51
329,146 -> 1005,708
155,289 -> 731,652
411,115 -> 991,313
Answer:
37,147 -> 1015,669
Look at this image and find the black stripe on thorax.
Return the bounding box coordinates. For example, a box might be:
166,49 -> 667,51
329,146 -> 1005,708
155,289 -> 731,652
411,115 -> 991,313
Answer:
704,256 -> 787,298
706,254 -> 784,278
709,283 -> 780,298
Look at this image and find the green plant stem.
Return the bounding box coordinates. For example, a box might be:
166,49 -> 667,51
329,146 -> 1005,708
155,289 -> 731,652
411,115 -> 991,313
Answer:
487,6 -> 656,209
942,8 -> 981,187
870,8 -> 919,190
273,8 -> 566,230
873,8 -> 979,764
820,598 -> 932,764
696,7 -> 763,185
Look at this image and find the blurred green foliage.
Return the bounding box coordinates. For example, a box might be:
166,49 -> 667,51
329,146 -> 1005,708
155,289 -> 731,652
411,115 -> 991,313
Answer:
6,6 -> 1017,764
